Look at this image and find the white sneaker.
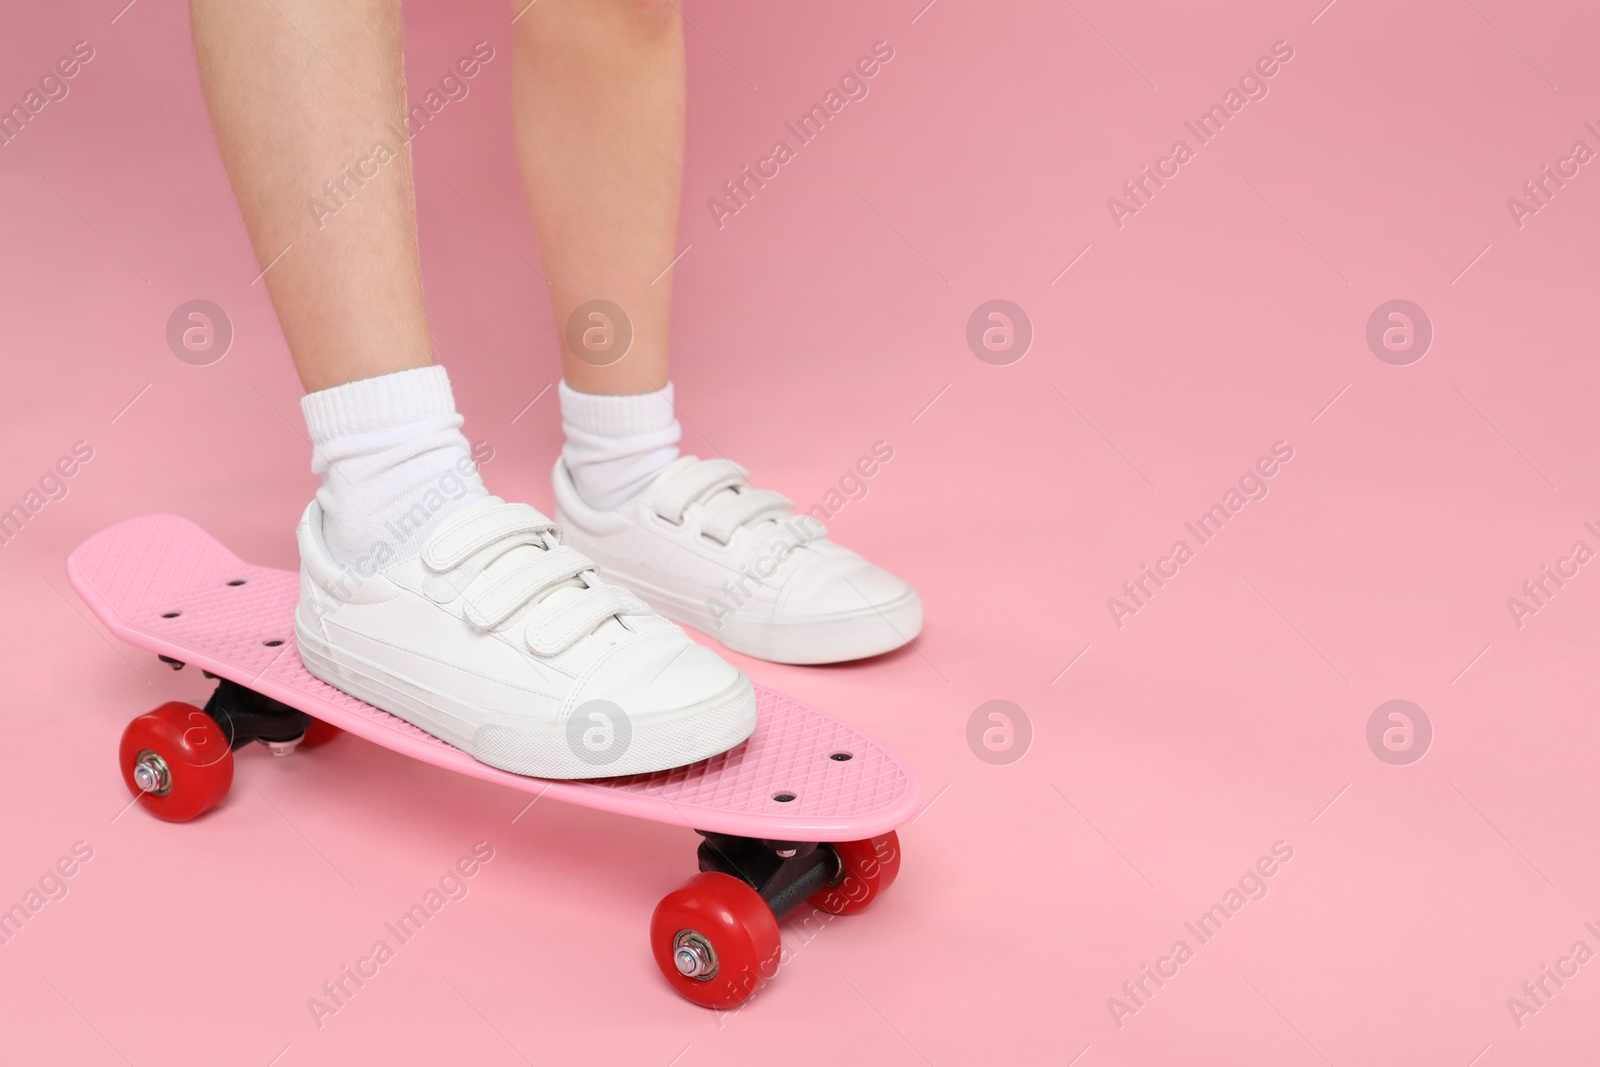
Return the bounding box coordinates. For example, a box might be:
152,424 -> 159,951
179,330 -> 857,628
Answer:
552,456 -> 923,665
294,496 -> 756,778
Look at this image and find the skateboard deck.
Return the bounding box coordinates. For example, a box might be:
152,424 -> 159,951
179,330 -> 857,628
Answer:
68,515 -> 920,839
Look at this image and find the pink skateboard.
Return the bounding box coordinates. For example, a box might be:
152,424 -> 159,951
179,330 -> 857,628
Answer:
68,515 -> 918,1008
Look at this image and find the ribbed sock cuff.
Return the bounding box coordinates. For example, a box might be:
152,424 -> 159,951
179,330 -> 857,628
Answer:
558,381 -> 676,438
301,365 -> 457,445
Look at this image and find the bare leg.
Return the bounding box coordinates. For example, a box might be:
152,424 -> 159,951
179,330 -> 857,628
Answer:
511,0 -> 685,396
191,0 -> 431,394
185,0 -> 765,779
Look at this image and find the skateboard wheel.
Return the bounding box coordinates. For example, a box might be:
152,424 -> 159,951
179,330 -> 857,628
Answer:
299,717 -> 342,748
119,702 -> 234,822
651,872 -> 781,1009
809,831 -> 902,916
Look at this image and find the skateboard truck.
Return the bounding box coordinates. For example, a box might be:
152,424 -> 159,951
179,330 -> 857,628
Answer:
659,834 -> 844,985
695,832 -> 843,923
202,677 -> 313,753
652,827 -> 901,1007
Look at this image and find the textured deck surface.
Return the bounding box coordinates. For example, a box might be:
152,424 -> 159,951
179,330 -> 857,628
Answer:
68,515 -> 919,838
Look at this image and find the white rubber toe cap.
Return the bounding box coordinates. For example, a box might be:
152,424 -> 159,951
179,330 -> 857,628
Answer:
575,630 -> 747,718
777,550 -> 918,620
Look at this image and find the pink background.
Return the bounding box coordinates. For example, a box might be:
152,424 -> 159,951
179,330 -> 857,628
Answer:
4,0 -> 1599,1063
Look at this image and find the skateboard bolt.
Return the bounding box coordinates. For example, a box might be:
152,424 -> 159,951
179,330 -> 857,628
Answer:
672,933 -> 717,980
132,751 -> 172,796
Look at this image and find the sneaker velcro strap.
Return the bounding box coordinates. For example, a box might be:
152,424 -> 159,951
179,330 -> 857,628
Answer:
419,530 -> 549,604
461,544 -> 595,631
649,458 -> 749,524
423,503 -> 557,571
526,585 -> 652,656
701,488 -> 794,544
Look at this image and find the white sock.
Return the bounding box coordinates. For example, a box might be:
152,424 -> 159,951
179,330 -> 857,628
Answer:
301,365 -> 488,570
559,381 -> 681,510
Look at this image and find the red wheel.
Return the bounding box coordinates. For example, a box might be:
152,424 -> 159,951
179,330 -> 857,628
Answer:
299,717 -> 342,748
808,831 -> 902,916
651,872 -> 781,1009
119,701 -> 234,822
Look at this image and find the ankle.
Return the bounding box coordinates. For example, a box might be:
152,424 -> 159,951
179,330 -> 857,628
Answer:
302,365 -> 488,568
558,380 -> 681,510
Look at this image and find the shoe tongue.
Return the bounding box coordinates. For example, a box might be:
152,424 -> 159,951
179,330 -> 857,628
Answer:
451,494 -> 551,527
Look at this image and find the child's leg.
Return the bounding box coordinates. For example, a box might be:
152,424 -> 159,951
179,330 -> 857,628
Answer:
193,0 -> 485,568
510,2 -> 922,665
190,0 -> 755,777
511,0 -> 687,509
511,0 -> 683,399
191,0 -> 432,394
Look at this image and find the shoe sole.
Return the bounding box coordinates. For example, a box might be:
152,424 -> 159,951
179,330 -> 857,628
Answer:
295,608 -> 757,779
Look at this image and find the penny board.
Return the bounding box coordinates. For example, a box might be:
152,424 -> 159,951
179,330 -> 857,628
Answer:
68,515 -> 920,839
